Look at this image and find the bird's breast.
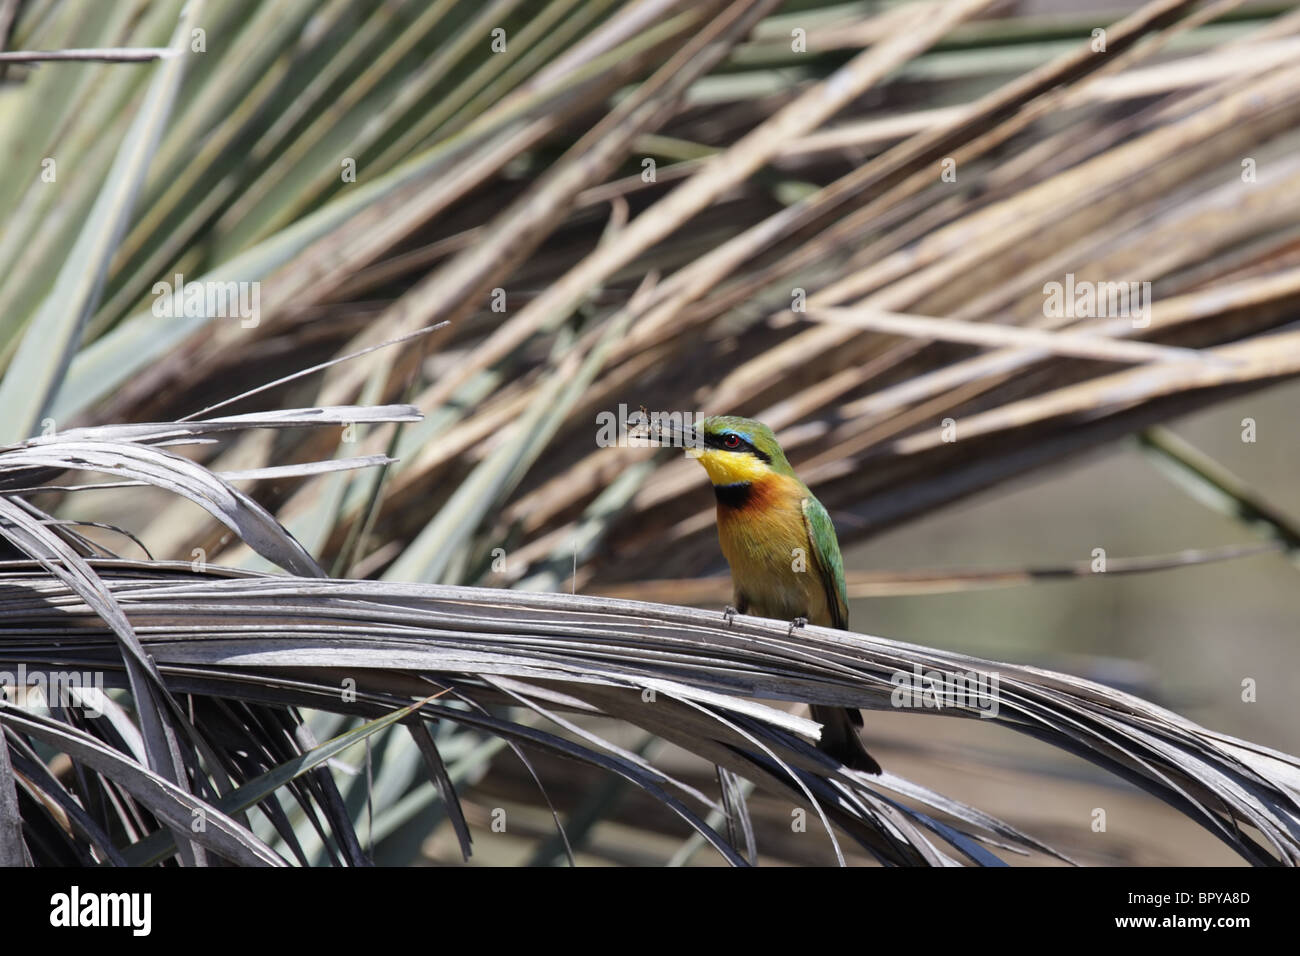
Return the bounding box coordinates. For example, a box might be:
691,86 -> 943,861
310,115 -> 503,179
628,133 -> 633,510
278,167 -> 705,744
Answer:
714,476 -> 834,625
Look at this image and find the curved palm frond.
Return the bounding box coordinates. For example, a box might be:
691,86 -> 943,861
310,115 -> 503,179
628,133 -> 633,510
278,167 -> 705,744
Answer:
1,413 -> 1297,866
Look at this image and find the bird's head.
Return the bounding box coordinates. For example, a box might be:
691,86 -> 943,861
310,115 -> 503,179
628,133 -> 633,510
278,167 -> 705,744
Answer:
684,416 -> 796,486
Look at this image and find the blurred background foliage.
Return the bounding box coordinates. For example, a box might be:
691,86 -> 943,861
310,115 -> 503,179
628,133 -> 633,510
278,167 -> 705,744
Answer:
1,0 -> 1299,865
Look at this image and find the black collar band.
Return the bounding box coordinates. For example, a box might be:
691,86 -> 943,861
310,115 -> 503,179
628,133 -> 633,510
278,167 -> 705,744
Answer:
713,482 -> 753,508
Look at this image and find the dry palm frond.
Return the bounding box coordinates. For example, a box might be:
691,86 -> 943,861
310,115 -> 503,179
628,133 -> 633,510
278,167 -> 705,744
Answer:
1,417 -> 1299,866
3,555 -> 1299,866
7,0 -> 1290,593
142,0 -> 1296,591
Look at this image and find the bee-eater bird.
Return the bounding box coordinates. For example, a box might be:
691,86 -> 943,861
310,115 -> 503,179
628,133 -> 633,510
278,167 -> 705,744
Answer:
673,415 -> 881,774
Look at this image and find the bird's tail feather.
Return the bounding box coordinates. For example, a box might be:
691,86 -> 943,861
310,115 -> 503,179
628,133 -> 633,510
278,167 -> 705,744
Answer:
811,704 -> 881,775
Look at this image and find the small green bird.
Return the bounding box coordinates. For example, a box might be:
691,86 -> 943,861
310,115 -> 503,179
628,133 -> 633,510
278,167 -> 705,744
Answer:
676,415 -> 881,774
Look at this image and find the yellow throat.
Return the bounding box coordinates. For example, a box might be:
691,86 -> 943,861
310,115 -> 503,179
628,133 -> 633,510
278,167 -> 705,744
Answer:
694,447 -> 772,486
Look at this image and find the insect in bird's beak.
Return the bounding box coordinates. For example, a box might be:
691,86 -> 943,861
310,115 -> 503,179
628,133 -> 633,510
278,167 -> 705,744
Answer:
650,417 -> 702,458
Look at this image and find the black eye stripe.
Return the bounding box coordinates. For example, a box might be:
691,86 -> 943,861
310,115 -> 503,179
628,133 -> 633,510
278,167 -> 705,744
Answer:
704,431 -> 771,463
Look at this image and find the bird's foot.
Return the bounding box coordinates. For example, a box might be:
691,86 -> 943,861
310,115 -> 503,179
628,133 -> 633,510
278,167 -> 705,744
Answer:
723,605 -> 738,626
787,616 -> 808,636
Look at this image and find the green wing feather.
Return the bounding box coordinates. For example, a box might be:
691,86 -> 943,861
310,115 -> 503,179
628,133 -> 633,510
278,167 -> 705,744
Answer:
800,495 -> 849,630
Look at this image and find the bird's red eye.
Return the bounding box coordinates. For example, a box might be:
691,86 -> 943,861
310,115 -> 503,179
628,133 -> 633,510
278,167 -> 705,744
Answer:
724,434 -> 741,448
